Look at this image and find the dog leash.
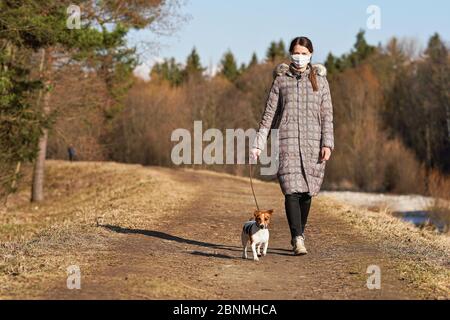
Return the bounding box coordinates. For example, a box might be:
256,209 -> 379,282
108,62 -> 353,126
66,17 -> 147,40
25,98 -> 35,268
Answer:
249,160 -> 260,211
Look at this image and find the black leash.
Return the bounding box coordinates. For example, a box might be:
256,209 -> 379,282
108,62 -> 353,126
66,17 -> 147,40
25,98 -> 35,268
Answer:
249,161 -> 260,211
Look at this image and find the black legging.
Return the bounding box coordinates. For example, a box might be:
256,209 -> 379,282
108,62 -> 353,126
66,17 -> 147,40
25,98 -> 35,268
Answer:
284,192 -> 312,239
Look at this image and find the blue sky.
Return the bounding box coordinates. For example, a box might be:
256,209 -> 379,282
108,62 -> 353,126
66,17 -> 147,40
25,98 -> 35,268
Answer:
130,0 -> 450,79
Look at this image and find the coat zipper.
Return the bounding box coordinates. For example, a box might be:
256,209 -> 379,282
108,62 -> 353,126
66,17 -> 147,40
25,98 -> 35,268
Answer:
297,74 -> 310,191
304,77 -> 310,190
306,77 -> 309,142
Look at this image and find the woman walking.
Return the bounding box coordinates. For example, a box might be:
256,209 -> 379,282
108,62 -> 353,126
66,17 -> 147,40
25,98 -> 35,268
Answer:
250,36 -> 334,255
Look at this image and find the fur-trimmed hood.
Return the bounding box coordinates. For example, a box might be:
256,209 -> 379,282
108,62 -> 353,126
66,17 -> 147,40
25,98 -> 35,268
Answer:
273,63 -> 327,80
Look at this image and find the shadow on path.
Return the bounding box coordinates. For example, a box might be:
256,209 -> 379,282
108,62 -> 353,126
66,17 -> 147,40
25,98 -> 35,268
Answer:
102,224 -> 293,257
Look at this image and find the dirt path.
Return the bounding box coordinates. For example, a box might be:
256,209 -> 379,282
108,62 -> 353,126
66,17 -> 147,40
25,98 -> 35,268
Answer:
39,165 -> 429,299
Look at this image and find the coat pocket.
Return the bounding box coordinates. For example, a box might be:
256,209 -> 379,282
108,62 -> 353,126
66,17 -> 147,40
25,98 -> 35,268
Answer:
311,160 -> 326,178
277,151 -> 290,175
281,112 -> 289,125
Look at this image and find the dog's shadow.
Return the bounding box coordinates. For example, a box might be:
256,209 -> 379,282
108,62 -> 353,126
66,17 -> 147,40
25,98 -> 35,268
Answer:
101,225 -> 293,258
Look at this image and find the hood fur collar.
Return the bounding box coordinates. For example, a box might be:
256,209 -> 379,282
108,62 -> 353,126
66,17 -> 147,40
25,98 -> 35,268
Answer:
273,62 -> 327,80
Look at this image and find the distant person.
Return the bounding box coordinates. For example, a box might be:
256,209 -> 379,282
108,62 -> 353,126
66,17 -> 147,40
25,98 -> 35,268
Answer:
250,36 -> 334,255
68,146 -> 76,162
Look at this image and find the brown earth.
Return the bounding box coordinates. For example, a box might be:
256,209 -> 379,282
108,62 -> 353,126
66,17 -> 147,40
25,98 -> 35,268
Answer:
1,161 -> 448,299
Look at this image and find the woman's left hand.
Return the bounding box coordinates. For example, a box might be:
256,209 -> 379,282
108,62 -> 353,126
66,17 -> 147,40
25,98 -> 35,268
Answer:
319,147 -> 331,162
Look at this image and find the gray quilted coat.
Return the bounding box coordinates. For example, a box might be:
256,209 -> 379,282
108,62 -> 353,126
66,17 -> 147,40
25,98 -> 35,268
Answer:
252,63 -> 334,197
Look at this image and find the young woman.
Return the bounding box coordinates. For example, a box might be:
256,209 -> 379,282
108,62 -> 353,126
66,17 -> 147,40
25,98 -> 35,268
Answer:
250,36 -> 334,255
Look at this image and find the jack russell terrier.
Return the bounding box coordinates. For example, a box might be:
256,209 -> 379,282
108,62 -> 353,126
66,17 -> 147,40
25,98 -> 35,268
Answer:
241,209 -> 273,261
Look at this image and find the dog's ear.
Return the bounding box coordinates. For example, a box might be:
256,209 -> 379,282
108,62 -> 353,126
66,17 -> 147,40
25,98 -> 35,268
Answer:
267,209 -> 274,215
254,210 -> 260,217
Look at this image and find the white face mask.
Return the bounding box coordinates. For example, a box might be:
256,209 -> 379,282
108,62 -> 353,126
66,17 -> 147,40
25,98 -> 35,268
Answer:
290,53 -> 311,68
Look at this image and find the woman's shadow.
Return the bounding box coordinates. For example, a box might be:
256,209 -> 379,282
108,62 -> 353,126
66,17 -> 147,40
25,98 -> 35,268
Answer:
101,224 -> 293,259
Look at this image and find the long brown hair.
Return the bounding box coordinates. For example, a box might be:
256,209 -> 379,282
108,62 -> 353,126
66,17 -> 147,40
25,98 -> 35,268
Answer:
289,36 -> 318,91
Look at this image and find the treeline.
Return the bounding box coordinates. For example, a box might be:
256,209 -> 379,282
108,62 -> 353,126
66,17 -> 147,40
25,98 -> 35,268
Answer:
323,32 -> 450,198
1,0 -> 448,203
103,31 -> 449,198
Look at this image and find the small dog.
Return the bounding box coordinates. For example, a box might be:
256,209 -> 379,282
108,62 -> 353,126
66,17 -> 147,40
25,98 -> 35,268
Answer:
241,209 -> 273,261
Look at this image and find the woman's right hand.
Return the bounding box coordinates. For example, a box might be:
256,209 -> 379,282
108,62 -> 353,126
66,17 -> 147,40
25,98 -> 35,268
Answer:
250,148 -> 261,160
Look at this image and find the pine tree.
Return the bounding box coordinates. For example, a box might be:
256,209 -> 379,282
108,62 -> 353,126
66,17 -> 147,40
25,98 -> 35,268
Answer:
324,52 -> 338,76
326,30 -> 377,74
221,50 -> 239,82
348,30 -> 376,67
183,47 -> 205,81
249,52 -> 258,67
0,43 -> 46,201
0,0 -> 184,202
421,33 -> 450,174
239,62 -> 247,74
266,39 -> 287,62
151,57 -> 183,86
277,39 -> 287,58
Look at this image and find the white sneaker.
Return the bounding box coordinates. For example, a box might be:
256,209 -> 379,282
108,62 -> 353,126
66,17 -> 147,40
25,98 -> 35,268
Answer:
290,233 -> 305,246
293,235 -> 307,255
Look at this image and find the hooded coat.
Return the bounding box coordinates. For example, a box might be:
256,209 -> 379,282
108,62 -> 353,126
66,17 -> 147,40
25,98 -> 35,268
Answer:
252,63 -> 334,196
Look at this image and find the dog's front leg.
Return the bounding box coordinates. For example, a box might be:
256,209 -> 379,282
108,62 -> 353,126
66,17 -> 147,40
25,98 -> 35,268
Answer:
242,244 -> 248,259
257,243 -> 261,256
262,241 -> 269,256
241,233 -> 248,259
251,242 -> 259,261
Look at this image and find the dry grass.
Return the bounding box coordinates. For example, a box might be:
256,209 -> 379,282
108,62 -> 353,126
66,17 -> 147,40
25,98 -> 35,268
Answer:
427,169 -> 450,234
428,169 -> 450,201
0,160 -> 200,299
318,195 -> 450,299
1,160 -> 449,299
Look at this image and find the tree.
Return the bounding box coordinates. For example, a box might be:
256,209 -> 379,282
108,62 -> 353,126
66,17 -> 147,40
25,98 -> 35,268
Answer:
383,33 -> 450,191
248,52 -> 258,68
324,52 -> 339,76
327,30 -> 377,74
0,0 -> 186,202
385,37 -> 405,65
150,57 -> 183,86
0,1 -> 73,203
28,2 -> 111,203
0,42 -> 46,202
420,33 -> 450,174
220,50 -> 239,82
183,47 -> 205,81
30,1 -> 184,202
266,39 -> 287,62
347,30 -> 376,67
82,24 -> 138,120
